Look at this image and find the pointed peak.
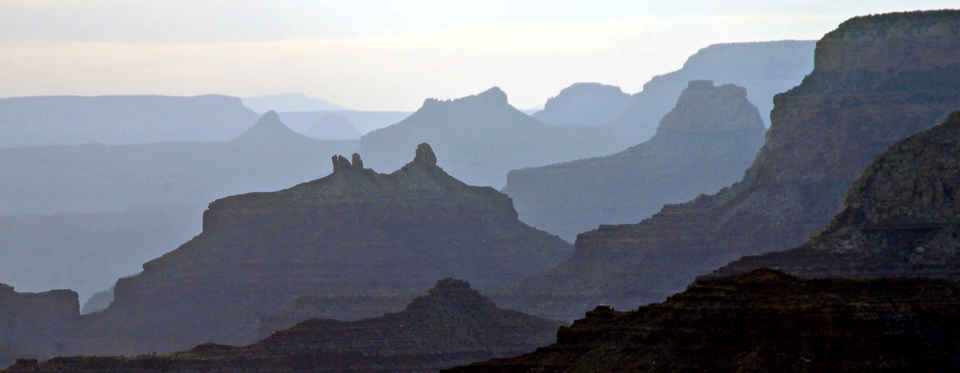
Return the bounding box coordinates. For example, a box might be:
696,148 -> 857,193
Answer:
414,143 -> 437,165
479,86 -> 508,102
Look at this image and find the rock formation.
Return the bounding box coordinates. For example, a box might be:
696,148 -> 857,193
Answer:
612,40 -> 815,142
0,94 -> 257,147
59,143 -> 570,356
359,87 -> 625,187
505,81 -> 765,241
0,112 -> 356,303
4,279 -> 561,373
532,83 -> 632,126
712,111 -> 960,279
0,285 -> 79,367
449,269 -> 960,373
506,10 -> 960,321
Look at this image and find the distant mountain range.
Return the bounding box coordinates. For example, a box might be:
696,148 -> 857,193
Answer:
242,93 -> 344,112
0,95 -> 257,147
532,82 -> 632,126
506,80 -> 766,241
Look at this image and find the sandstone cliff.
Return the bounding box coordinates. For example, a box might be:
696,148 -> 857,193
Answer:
505,80 -> 765,241
4,279 -> 561,373
449,269 -> 960,373
0,285 -> 79,367
507,10 -> 960,320
63,143 -> 570,356
712,111 -> 960,279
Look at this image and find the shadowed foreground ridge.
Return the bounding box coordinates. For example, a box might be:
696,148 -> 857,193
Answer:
448,269 -> 960,373
713,111 -> 960,279
3,279 -> 561,373
48,143 -> 570,357
509,10 -> 960,320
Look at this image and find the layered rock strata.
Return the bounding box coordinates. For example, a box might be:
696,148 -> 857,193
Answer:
4,279 -> 561,373
508,10 -> 960,320
712,111 -> 960,279
506,80 -> 765,241
449,269 -> 960,373
63,143 -> 570,356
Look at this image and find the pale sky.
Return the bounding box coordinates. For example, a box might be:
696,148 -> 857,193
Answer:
0,1 -> 955,110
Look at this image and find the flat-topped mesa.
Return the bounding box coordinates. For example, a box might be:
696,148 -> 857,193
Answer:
656,80 -> 762,134
712,111 -> 960,280
508,10 -> 960,321
502,80 -> 764,242
74,143 -> 570,356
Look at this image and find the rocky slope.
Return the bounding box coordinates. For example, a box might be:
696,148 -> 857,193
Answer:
4,279 -> 561,373
0,95 -> 257,147
359,87 -> 626,187
59,143 -> 570,356
0,285 -> 79,367
449,269 -> 960,373
532,83 -> 632,126
712,111 -> 960,279
505,80 -> 765,241
612,40 -> 815,141
506,10 -> 960,321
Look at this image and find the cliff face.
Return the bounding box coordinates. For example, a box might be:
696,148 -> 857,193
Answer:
532,83 -> 632,127
508,10 -> 960,320
5,279 -> 561,373
505,81 -> 765,241
713,112 -> 960,279
612,40 -> 815,141
449,269 -> 960,373
66,143 -> 570,356
0,285 -> 79,367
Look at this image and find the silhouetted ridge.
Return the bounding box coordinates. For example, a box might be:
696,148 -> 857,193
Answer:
231,110 -> 317,146
3,279 -> 561,373
449,270 -> 960,373
45,143 -> 571,357
507,10 -> 960,321
503,80 -> 765,242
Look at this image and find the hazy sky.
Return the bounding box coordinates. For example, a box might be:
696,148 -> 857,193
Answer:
0,1 -> 955,109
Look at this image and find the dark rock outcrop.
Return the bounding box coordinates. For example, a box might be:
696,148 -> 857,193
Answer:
508,10 -> 960,321
62,143 -> 570,356
532,83 -> 632,126
0,95 -> 257,147
449,269 -> 960,373
4,279 -> 561,373
713,111 -> 960,279
0,285 -> 79,367
359,87 -> 626,187
612,40 -> 815,141
505,81 -> 765,241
